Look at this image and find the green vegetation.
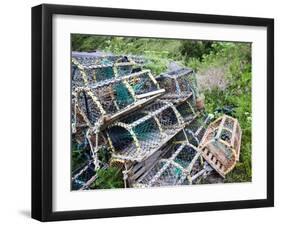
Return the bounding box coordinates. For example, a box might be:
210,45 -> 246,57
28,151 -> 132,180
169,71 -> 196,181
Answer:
188,43 -> 252,182
71,138 -> 90,172
90,167 -> 124,189
72,34 -> 252,183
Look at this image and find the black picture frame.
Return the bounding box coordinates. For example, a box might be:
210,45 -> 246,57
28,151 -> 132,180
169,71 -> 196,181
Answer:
31,3 -> 274,222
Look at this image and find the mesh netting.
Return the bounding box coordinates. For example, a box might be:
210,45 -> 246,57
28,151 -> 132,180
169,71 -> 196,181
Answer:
70,52 -> 232,190
92,81 -> 134,113
107,100 -> 186,162
72,160 -> 96,190
76,89 -> 104,126
72,55 -> 137,88
73,70 -> 162,128
127,71 -> 159,96
184,114 -> 214,146
72,63 -> 86,88
199,115 -> 242,177
156,68 -> 197,102
135,143 -> 204,187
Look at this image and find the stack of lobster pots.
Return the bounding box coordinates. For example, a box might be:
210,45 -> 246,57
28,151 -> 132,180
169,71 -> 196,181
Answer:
71,51 -> 242,190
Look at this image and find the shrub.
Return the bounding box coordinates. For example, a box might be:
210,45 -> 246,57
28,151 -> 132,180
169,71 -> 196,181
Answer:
91,167 -> 124,189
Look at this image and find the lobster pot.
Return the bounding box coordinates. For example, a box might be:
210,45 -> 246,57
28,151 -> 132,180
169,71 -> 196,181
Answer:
72,55 -> 136,87
92,80 -> 135,113
114,56 -> 136,76
73,52 -> 135,69
71,160 -> 96,190
199,115 -> 242,177
150,160 -> 187,187
131,149 -> 168,185
156,68 -> 197,102
72,62 -> 88,88
110,158 -> 127,170
109,142 -> 173,187
72,51 -> 112,63
71,92 -> 88,132
72,133 -> 108,190
184,114 -> 214,146
134,143 -> 202,187
72,126 -> 89,148
87,129 -> 108,150
129,55 -> 147,65
107,101 -> 185,162
87,63 -> 115,83
76,88 -> 104,126
127,70 -> 159,96
174,99 -> 197,123
85,59 -> 136,83
75,70 -> 162,127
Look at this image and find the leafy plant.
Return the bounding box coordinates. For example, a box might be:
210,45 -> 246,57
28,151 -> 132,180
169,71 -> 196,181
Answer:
97,146 -> 111,163
195,42 -> 252,182
91,167 -> 124,189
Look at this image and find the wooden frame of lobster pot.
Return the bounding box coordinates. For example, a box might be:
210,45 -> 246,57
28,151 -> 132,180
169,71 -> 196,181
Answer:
199,115 -> 242,178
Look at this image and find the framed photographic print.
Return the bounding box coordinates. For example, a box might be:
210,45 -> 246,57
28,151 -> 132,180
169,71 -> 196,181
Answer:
31,4 -> 274,221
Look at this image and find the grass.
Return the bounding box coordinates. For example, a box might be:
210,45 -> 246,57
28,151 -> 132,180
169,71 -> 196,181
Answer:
187,43 -> 252,182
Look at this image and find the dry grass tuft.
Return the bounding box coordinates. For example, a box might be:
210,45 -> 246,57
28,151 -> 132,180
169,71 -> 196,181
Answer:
197,66 -> 229,92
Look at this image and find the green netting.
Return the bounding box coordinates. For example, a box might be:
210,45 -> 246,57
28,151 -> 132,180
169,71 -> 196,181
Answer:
108,126 -> 134,152
95,67 -> 115,82
176,101 -> 194,119
174,147 -> 196,168
117,65 -> 133,76
132,81 -> 146,93
133,119 -> 160,141
131,76 -> 158,95
94,59 -> 115,82
173,166 -> 183,176
114,83 -> 134,107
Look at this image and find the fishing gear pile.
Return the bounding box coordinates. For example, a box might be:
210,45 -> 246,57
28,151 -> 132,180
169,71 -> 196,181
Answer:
71,51 -> 242,190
